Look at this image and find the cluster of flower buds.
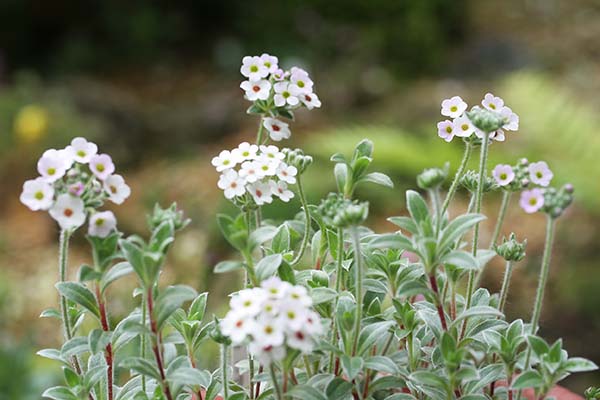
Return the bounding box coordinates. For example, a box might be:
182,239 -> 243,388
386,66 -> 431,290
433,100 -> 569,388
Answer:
240,54 -> 321,141
460,170 -> 499,193
220,277 -> 323,365
317,193 -> 369,228
494,233 -> 527,262
282,148 -> 313,175
212,142 -> 298,205
539,184 -> 574,218
504,159 -> 558,214
437,93 -> 519,143
19,137 -> 130,236
416,164 -> 448,190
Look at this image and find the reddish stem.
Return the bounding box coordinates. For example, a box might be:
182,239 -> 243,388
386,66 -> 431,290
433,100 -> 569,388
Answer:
254,366 -> 263,398
147,287 -> 174,400
429,274 -> 448,331
95,285 -> 113,400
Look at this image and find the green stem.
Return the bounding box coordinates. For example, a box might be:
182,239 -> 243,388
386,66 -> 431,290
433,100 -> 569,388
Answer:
440,143 -> 472,219
498,260 -> 514,314
290,176 -> 311,266
350,226 -> 363,356
329,228 -> 344,373
489,191 -> 512,248
430,188 -> 441,228
140,293 -> 147,392
221,343 -> 229,400
256,117 -> 265,145
269,364 -> 283,400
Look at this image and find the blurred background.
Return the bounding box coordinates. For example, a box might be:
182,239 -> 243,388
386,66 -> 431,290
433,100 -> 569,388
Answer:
1,0 -> 599,397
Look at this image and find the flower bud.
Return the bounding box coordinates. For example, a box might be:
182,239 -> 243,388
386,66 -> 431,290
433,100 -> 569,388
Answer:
417,165 -> 448,190
283,148 -> 313,174
519,158 -> 529,166
147,202 -> 190,231
466,107 -> 507,133
460,170 -> 498,193
210,317 -> 232,345
540,184 -> 574,219
494,233 -> 527,262
333,201 -> 369,228
310,270 -> 330,287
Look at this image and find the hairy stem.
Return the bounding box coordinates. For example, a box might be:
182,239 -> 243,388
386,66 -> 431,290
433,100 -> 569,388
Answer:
498,260 -> 514,314
329,228 -> 344,373
221,343 -> 229,400
269,364 -> 283,400
290,176 -> 311,266
147,286 -> 173,400
429,273 -> 448,331
440,143 -> 472,219
140,293 -> 147,392
350,226 -> 364,356
95,285 -> 113,400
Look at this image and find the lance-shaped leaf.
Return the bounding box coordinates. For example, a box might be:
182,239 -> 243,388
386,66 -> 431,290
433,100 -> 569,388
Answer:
255,254 -> 283,282
438,213 -> 486,251
369,233 -> 413,252
155,285 -> 198,330
101,261 -> 133,293
120,357 -> 162,381
56,282 -> 100,320
406,190 -> 430,226
440,250 -> 479,270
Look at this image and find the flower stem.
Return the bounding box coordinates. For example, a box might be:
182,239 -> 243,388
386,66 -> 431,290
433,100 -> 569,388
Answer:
498,260 -> 514,314
269,364 -> 283,400
140,293 -> 147,392
255,117 -> 265,145
462,134 -> 490,336
329,228 -> 344,373
95,285 -> 113,400
290,176 -> 311,266
350,226 -> 363,356
529,216 -> 557,334
147,286 -> 173,400
221,343 -> 229,400
429,273 -> 448,331
440,143 -> 472,219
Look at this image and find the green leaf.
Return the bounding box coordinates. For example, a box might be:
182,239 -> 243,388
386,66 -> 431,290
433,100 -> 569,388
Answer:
387,216 -> 418,234
120,357 -> 162,381
334,163 -> 349,194
369,233 -> 413,252
101,261 -> 133,293
364,356 -> 400,375
78,264 -> 101,282
384,394 -> 417,400
247,103 -> 263,115
61,336 -> 89,359
37,348 -> 66,363
330,153 -> 347,164
451,306 -> 503,327
188,292 -> 208,321
63,367 -> 80,387
149,220 -> 175,253
155,285 -> 197,330
406,190 -> 430,225
527,335 -> 550,357
439,214 -> 486,250
276,108 -> 295,120
168,367 -> 211,388
119,238 -> 151,287
354,139 -> 374,159
357,321 -> 395,356
359,172 -> 394,188
42,386 -> 78,400
363,278 -> 388,294
564,357 -> 598,372
351,156 -> 372,181
369,376 -> 407,393
409,371 -> 446,387
249,226 -> 277,251
325,377 -> 353,400
214,260 -> 244,274
255,254 -> 283,282
511,370 -> 544,389
272,224 -> 291,254
441,251 -> 479,270
217,214 -> 247,251
311,287 -> 338,305
278,261 -> 296,284
55,282 -> 100,320
88,329 -> 111,354
40,308 -> 61,319
340,355 -> 364,381
286,384 -> 327,400
83,364 -> 108,391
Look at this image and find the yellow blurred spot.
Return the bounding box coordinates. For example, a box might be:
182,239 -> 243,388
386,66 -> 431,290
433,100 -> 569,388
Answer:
14,104 -> 49,144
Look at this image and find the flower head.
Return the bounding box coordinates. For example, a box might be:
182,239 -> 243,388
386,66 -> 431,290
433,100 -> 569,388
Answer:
453,116 -> 475,138
481,92 -> 505,111
49,194 -> 86,230
437,120 -> 455,142
212,150 -> 237,172
492,164 -> 515,186
528,161 -> 553,187
37,149 -> 69,183
260,53 -> 279,73
89,154 -> 115,181
520,188 -> 545,214
289,67 -> 314,95
240,79 -> 271,101
300,92 -> 321,110
274,82 -> 300,107
217,169 -> 246,199
276,163 -> 297,184
263,118 -> 291,141
20,177 -> 54,211
67,137 -> 98,164
241,56 -> 269,81
104,174 -> 131,204
232,142 -> 258,162
88,211 -> 117,238
441,96 -> 468,118
269,180 -> 294,202
248,181 -> 273,205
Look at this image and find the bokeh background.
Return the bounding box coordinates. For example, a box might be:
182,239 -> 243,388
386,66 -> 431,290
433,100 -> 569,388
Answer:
1,1 -> 599,398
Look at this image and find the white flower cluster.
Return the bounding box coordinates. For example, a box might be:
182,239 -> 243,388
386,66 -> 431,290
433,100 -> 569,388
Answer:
437,93 -> 519,142
240,54 -> 321,141
220,277 -> 323,365
212,143 -> 297,205
19,137 -> 130,236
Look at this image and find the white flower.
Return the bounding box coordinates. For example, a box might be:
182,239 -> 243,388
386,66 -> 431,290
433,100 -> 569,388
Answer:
255,155 -> 278,177
441,96 -> 467,118
492,164 -> 515,186
278,302 -> 306,331
453,115 -> 475,138
303,310 -> 324,336
289,68 -> 313,95
211,150 -> 238,172
240,79 -> 271,101
260,53 -> 279,74
263,118 -> 291,141
286,329 -> 314,353
259,145 -> 285,164
220,310 -> 257,344
248,181 -> 273,205
103,174 -> 131,204
88,211 -> 117,238
529,161 -> 553,187
240,56 -> 269,81
276,163 -> 297,184
520,188 -> 545,214
49,194 -> 86,230
232,142 -> 258,162
482,92 -> 504,112
272,68 -> 286,81
218,169 -> 247,199
37,149 -> 69,183
300,92 -> 321,110
489,129 -> 505,142
89,154 -> 115,181
248,342 -> 285,365
20,177 -> 54,211
261,276 -> 291,299
66,137 -> 98,164
437,120 -> 455,142
254,316 -> 285,347
273,82 -> 300,107
500,106 -> 519,131
286,285 -> 312,307
230,288 -> 266,317
239,161 -> 261,184
269,180 -> 294,202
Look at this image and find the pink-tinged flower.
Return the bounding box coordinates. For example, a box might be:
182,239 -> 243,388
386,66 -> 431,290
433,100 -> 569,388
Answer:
20,177 -> 54,211
300,92 -> 321,110
248,342 -> 286,366
260,53 -> 279,74
263,117 -> 291,141
453,116 -> 475,138
528,161 -> 553,187
88,211 -> 117,238
240,56 -> 269,81
289,68 -> 314,95
500,106 -> 519,131
240,79 -> 271,101
49,194 -> 86,230
272,68 -> 286,81
238,161 -> 261,184
520,188 -> 545,214
89,154 -> 115,180
255,155 -> 278,177
273,82 -> 300,107
211,149 -> 237,172
68,182 -> 85,197
437,120 -> 455,142
276,163 -> 297,184
66,137 -> 98,164
259,145 -> 285,163
492,164 -> 515,186
217,169 -> 246,199
247,181 -> 273,205
269,180 -> 294,202
37,149 -> 69,183
220,310 -> 258,344
103,174 -> 131,204
482,92 -> 505,111
232,142 -> 258,162
286,329 -> 314,353
441,96 -> 467,118
489,129 -> 506,142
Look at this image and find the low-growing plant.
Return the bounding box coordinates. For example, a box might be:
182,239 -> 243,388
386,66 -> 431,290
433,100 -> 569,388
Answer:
21,54 -> 596,400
